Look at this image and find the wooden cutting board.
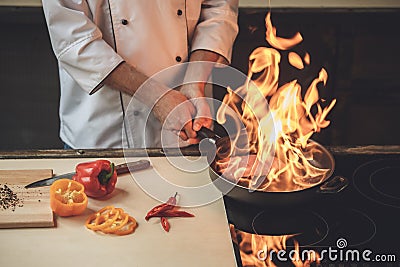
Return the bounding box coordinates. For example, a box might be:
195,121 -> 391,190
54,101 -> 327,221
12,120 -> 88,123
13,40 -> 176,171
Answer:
0,169 -> 55,228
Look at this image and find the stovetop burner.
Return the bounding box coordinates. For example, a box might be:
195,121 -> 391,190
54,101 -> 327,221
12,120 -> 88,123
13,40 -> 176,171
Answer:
240,207 -> 376,248
251,209 -> 329,247
353,158 -> 400,208
316,208 -> 376,248
227,153 -> 400,267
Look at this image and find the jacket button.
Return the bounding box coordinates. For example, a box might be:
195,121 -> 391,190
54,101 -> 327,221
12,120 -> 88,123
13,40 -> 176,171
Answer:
121,19 -> 128,25
175,56 -> 182,62
133,111 -> 140,116
177,9 -> 183,16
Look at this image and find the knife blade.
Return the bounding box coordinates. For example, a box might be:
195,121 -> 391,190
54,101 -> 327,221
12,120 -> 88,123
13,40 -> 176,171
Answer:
24,159 -> 151,188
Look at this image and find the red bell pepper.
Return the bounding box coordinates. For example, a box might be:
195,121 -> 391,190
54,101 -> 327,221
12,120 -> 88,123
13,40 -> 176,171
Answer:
72,159 -> 117,198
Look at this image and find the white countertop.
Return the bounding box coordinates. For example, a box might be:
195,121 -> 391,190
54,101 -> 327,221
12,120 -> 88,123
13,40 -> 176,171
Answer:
0,157 -> 237,267
1,0 -> 400,8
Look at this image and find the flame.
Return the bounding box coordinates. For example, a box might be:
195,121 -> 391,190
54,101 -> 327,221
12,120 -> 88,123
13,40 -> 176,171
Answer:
304,52 -> 311,65
265,12 -> 303,50
216,11 -> 336,192
288,52 -> 304,70
232,227 -> 320,267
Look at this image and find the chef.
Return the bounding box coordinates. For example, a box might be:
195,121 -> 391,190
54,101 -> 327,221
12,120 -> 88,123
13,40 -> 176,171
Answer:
42,0 -> 238,148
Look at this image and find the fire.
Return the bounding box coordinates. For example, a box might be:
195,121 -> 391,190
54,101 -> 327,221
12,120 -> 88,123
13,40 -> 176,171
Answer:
216,11 -> 336,192
288,52 -> 304,70
231,226 -> 320,267
265,12 -> 303,50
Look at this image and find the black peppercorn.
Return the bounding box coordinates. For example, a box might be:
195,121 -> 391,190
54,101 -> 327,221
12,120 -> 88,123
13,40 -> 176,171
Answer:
0,184 -> 23,211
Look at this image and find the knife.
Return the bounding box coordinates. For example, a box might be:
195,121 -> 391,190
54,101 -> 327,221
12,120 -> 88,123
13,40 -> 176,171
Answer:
24,160 -> 151,188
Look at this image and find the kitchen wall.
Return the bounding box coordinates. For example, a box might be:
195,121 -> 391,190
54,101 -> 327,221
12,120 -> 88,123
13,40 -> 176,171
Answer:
0,7 -> 60,150
0,6 -> 399,149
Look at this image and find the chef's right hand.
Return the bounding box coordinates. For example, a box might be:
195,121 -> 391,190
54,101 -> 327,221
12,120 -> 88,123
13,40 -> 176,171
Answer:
152,90 -> 198,142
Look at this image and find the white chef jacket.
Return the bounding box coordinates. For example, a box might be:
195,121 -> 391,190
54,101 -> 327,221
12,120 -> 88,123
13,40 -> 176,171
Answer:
42,0 -> 238,148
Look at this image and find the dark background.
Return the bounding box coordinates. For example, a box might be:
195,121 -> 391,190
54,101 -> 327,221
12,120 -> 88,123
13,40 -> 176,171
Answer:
1,7 -> 399,150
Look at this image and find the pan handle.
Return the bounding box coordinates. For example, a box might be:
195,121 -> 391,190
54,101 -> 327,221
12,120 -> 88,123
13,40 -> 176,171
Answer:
197,127 -> 220,143
317,175 -> 348,194
197,127 -> 232,159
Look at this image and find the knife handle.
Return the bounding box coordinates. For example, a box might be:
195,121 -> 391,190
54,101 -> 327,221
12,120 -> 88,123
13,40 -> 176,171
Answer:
115,160 -> 151,175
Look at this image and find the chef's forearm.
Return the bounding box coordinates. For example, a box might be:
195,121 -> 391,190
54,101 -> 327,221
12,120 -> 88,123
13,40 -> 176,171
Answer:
103,50 -> 223,103
103,62 -> 169,107
182,49 -> 227,94
103,62 -> 148,96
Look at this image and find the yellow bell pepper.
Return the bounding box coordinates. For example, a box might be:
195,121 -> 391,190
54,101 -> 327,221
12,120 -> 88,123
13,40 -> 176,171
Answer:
49,179 -> 88,217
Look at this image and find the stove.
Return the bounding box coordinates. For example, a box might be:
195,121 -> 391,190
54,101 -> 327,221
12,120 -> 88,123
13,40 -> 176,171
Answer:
224,151 -> 400,266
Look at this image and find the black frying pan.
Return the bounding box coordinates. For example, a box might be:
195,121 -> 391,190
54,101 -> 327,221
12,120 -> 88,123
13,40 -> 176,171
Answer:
197,127 -> 348,208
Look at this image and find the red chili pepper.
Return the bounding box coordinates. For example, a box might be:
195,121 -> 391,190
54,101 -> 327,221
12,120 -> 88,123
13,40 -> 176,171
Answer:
147,210 -> 195,219
72,159 -> 118,198
161,217 -> 170,232
159,192 -> 178,231
146,193 -> 194,232
145,204 -> 174,220
145,192 -> 178,221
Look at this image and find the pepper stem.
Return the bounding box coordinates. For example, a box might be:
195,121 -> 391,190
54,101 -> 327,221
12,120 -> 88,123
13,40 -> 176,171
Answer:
98,163 -> 115,185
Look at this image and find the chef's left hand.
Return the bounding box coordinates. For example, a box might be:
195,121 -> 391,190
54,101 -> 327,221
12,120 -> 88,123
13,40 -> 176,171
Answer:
180,49 -> 229,137
179,83 -> 212,133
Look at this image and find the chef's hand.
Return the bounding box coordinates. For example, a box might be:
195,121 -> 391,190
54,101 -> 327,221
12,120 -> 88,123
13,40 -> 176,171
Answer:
152,89 -> 199,142
103,60 -> 218,141
179,83 -> 213,132
179,49 -> 228,135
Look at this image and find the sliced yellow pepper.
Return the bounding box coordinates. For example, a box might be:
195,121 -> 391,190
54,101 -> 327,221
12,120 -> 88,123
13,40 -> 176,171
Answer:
85,206 -> 137,235
50,179 -> 88,217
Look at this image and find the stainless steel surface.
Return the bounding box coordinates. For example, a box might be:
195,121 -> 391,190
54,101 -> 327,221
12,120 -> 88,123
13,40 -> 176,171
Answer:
1,146 -> 399,160
0,147 -> 201,159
